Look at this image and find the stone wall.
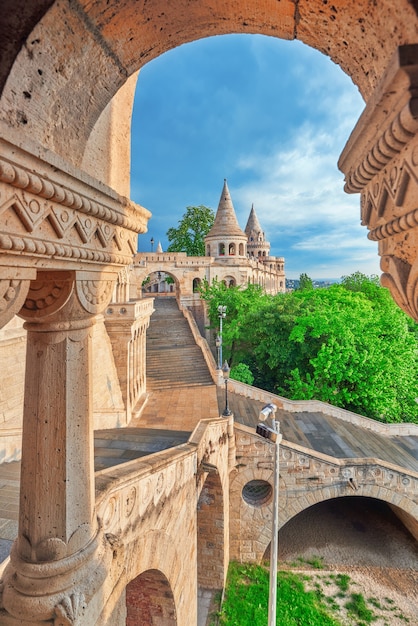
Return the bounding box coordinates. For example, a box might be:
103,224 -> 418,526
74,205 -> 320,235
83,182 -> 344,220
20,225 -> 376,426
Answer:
230,424 -> 418,563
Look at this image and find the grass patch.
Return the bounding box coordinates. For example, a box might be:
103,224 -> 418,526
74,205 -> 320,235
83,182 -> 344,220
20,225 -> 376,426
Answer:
218,562 -> 342,626
345,593 -> 375,624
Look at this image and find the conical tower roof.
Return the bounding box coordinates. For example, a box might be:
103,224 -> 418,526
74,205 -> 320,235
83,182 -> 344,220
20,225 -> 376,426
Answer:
245,204 -> 263,237
205,180 -> 247,239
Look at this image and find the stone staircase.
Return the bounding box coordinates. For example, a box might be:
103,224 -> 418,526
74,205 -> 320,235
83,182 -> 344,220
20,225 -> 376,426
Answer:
146,297 -> 214,390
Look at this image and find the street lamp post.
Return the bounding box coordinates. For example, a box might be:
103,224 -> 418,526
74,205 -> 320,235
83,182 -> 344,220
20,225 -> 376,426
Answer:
150,237 -> 154,252
215,334 -> 221,370
256,404 -> 282,626
221,361 -> 232,417
217,305 -> 227,368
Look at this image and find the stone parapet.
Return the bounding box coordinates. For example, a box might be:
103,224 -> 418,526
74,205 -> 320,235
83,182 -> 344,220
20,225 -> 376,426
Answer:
227,378 -> 418,436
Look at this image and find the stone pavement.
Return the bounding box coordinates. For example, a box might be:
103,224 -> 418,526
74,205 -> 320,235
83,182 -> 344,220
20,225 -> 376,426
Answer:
218,388 -> 418,473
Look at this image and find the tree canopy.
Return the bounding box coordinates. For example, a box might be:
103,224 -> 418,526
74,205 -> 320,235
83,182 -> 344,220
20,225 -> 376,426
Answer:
166,205 -> 215,256
200,273 -> 418,424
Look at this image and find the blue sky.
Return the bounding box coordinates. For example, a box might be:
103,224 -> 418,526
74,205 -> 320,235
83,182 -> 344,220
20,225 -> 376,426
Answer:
131,34 -> 380,280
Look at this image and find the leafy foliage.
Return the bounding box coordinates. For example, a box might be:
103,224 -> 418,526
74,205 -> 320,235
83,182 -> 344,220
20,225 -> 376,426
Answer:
230,363 -> 254,385
200,273 -> 418,423
298,272 -> 314,291
199,279 -> 268,366
166,205 -> 215,256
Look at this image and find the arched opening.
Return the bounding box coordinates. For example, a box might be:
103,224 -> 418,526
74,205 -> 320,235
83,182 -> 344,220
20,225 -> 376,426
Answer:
206,244 -> 211,256
224,276 -> 236,287
197,471 -> 225,590
141,271 -> 178,295
126,569 -> 177,625
228,242 -> 236,255
239,243 -> 244,256
218,243 -> 225,256
264,497 -> 418,570
193,277 -> 202,292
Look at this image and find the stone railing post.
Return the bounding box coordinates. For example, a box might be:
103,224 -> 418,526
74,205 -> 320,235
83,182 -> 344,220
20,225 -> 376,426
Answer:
0,270 -> 116,624
339,44 -> 418,322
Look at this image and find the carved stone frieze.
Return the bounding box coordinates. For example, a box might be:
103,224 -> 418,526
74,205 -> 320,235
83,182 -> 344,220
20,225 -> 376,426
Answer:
0,138 -> 151,271
339,45 -> 418,321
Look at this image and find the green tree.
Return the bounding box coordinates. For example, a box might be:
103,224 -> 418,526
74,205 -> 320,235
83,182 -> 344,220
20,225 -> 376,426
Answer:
230,363 -> 254,385
199,279 -> 267,367
298,272 -> 314,291
199,272 -> 418,423
248,280 -> 418,423
166,205 -> 215,256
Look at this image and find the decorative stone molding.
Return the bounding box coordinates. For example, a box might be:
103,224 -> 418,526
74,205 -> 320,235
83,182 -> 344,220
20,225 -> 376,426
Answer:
76,277 -> 115,315
0,268 -> 36,328
54,593 -> 86,625
20,271 -> 74,319
339,44 -> 418,321
0,138 -> 151,272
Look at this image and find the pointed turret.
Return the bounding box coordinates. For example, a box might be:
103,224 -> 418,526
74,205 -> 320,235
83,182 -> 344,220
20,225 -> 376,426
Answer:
205,180 -> 247,258
245,204 -> 263,238
156,241 -> 163,253
206,179 -> 247,239
245,203 -> 270,258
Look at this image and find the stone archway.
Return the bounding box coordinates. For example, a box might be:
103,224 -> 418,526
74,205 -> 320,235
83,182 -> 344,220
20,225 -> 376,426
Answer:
126,569 -> 177,626
269,496 -> 418,570
197,471 -> 226,590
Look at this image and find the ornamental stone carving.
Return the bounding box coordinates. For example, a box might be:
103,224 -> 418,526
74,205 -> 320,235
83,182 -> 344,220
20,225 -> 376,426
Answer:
54,593 -> 86,625
0,270 -> 35,327
0,137 -> 151,272
339,45 -> 418,322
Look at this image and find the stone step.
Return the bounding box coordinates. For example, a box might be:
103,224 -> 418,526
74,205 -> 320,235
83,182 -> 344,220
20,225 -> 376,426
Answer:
146,297 -> 213,389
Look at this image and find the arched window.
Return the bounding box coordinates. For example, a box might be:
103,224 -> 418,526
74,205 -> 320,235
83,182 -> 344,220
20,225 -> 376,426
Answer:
229,243 -> 236,255
239,243 -> 244,255
206,245 -> 211,256
193,278 -> 201,292
219,243 -> 225,256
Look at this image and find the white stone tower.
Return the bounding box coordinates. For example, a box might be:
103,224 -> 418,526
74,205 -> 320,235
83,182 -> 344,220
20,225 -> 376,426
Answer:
245,204 -> 270,259
204,179 -> 248,259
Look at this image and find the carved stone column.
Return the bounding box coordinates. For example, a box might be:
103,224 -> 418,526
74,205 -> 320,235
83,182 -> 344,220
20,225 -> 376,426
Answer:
0,270 -> 116,624
339,44 -> 418,322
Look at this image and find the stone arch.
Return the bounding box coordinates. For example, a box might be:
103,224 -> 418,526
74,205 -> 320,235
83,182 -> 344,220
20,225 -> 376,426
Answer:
197,470 -> 226,590
126,569 -> 177,625
193,277 -> 202,292
218,242 -> 226,256
228,242 -> 236,255
224,275 -> 236,288
120,528 -> 190,625
3,1 -> 418,176
239,243 -> 244,256
282,482 -> 418,530
134,268 -> 181,296
263,494 -> 418,565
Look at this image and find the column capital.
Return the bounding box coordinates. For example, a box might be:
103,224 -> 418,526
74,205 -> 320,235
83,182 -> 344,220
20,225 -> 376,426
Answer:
17,270 -> 118,325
